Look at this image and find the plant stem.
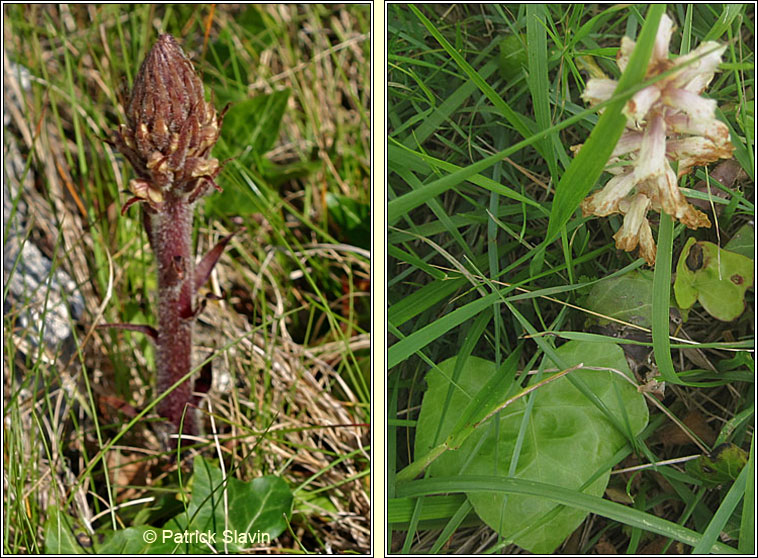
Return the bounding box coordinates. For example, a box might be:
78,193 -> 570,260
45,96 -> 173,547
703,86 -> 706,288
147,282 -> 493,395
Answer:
145,194 -> 197,435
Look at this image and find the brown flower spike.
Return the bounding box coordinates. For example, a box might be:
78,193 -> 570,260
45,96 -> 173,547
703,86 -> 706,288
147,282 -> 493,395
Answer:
106,34 -> 231,444
113,34 -> 224,210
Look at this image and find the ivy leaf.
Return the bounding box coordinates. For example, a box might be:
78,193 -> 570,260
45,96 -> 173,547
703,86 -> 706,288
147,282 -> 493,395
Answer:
415,341 -> 648,554
44,507 -> 86,554
674,238 -> 754,322
47,458 -> 296,554
584,269 -> 655,328
168,456 -> 293,552
96,527 -> 181,554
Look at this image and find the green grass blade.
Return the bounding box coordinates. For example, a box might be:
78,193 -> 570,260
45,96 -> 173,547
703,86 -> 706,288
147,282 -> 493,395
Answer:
651,213 -> 680,384
738,438 -> 755,554
407,5 -> 539,151
388,277 -> 465,327
388,292 -> 499,369
526,5 -> 559,180
388,109 -> 589,224
388,141 -> 548,214
703,4 -> 746,41
430,499 -> 475,553
692,460 -> 749,553
399,476 -> 737,554
399,60 -> 499,148
388,495 -> 469,525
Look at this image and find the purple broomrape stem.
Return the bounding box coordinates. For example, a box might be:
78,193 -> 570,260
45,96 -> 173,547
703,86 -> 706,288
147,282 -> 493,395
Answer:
148,196 -> 197,435
109,34 -> 227,442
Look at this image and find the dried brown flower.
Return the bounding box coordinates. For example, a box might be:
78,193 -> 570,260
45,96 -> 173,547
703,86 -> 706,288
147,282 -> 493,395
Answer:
577,14 -> 734,265
113,34 -> 225,212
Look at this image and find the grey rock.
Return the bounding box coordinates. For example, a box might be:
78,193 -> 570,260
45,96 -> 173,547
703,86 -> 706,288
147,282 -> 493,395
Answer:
3,62 -> 84,351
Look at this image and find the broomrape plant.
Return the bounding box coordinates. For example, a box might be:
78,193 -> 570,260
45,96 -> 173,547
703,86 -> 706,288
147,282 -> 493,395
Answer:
103,34 -> 232,442
577,14 -> 734,265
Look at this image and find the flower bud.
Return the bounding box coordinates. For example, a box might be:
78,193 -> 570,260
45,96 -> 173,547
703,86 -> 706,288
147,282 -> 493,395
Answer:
113,34 -> 224,211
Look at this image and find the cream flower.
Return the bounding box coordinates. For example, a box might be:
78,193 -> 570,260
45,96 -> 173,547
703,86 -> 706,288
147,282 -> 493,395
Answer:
577,13 -> 734,265
613,193 -> 651,251
581,170 -> 637,216
613,193 -> 657,270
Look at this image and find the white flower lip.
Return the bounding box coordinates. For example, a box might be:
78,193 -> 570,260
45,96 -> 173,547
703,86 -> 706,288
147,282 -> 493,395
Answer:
581,171 -> 637,217
623,85 -> 661,125
652,13 -> 674,62
672,41 -> 728,93
633,113 -> 667,182
576,13 -> 734,266
663,89 -> 717,123
581,78 -> 618,105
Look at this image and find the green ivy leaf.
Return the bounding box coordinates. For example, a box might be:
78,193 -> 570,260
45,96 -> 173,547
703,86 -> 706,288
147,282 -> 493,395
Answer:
44,507 -> 86,554
96,526 -> 182,554
584,269 -> 655,328
674,238 -> 754,322
415,341 -> 648,554
168,456 -> 293,552
49,459 -> 293,554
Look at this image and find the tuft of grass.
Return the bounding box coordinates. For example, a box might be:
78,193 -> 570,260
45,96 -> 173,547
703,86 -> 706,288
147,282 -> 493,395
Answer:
388,4 -> 753,554
3,4 -> 369,554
